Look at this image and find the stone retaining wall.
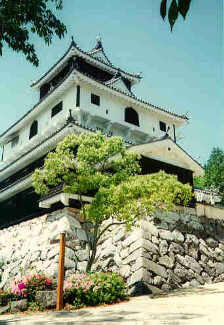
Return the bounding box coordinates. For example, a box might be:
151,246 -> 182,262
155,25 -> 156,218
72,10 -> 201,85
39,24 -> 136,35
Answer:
1,207 -> 224,295
0,208 -> 87,289
94,209 -> 224,295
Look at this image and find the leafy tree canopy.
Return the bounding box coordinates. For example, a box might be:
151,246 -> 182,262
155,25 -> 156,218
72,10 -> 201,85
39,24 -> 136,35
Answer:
194,147 -> 224,203
0,0 -> 66,66
205,147 -> 224,193
160,0 -> 192,30
33,132 -> 192,270
193,175 -> 206,190
33,132 -> 141,196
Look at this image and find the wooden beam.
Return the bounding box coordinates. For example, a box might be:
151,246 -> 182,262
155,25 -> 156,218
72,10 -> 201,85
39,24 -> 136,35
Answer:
56,232 -> 65,310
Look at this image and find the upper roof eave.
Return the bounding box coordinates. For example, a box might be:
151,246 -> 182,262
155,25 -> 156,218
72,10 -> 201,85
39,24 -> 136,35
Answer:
31,41 -> 141,90
0,69 -> 76,141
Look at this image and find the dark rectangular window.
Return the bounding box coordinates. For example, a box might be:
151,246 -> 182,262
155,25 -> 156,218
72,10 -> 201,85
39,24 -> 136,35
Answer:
76,85 -> 80,107
51,102 -> 63,118
11,135 -> 19,148
29,120 -> 38,139
159,121 -> 166,132
91,93 -> 100,106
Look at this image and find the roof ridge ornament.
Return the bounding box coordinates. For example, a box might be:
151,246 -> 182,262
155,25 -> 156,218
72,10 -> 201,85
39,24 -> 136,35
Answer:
71,36 -> 77,47
135,72 -> 143,78
66,109 -> 75,125
95,34 -> 103,50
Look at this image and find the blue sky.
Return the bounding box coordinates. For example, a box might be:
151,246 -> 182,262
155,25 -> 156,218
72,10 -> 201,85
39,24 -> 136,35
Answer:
0,0 -> 223,165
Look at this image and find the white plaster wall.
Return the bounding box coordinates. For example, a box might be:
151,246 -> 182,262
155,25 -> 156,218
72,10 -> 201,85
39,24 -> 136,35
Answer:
79,83 -> 178,140
3,86 -> 77,162
3,80 -> 179,162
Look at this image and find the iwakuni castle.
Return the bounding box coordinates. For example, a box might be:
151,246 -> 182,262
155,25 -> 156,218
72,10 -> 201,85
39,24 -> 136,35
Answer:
0,37 -> 204,228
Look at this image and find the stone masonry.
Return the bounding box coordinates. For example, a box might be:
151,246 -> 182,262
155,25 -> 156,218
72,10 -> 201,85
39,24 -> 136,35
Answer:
1,207 -> 224,295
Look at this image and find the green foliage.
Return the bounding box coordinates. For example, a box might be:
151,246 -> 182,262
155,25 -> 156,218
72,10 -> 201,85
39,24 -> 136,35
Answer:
160,0 -> 192,30
0,290 -> 13,306
0,260 -> 4,282
9,273 -> 55,302
63,272 -> 128,309
24,273 -> 55,302
27,301 -> 45,312
205,148 -> 224,193
33,132 -> 141,196
193,176 -> 206,190
85,171 -> 193,230
193,147 -> 224,203
33,132 -> 192,271
0,0 -> 66,66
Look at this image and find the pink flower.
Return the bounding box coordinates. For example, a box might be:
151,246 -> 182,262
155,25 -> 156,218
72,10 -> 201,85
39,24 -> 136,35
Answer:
46,279 -> 51,286
93,285 -> 100,292
25,273 -> 32,281
37,274 -> 42,281
18,282 -> 26,290
64,281 -> 73,290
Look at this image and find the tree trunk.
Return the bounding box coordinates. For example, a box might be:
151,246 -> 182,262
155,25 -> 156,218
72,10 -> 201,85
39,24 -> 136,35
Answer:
85,224 -> 99,272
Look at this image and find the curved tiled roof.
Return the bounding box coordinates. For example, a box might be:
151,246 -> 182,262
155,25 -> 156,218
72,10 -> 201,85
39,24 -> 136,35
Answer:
31,39 -> 141,88
87,39 -> 113,66
31,40 -> 75,87
0,116 -> 135,174
0,68 -> 75,138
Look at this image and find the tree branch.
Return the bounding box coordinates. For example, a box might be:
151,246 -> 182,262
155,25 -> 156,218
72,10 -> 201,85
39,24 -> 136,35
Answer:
78,193 -> 91,259
96,221 -> 126,243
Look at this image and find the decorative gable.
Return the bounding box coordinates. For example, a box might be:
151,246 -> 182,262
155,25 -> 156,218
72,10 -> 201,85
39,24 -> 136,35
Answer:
89,49 -> 111,65
127,137 -> 204,176
105,77 -> 132,95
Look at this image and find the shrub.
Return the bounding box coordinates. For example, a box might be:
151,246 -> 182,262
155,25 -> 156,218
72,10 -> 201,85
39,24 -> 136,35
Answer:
63,272 -> 129,309
0,290 -> 14,306
27,301 -> 44,312
0,260 -> 4,283
9,273 -> 55,302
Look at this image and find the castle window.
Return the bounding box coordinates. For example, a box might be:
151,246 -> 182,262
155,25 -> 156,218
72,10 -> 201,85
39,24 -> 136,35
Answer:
91,93 -> 100,106
159,121 -> 166,132
29,120 -> 38,139
51,102 -> 63,118
76,85 -> 80,107
125,107 -> 139,126
11,135 -> 19,148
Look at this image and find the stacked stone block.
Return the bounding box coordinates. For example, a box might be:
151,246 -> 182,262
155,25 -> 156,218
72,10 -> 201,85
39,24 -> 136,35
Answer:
0,207 -> 224,295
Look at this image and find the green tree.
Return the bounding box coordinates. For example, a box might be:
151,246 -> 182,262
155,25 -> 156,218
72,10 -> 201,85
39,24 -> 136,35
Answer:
160,0 -> 192,30
205,148 -> 224,192
193,175 -> 206,190
0,0 -> 66,66
193,147 -> 224,203
33,132 -> 192,271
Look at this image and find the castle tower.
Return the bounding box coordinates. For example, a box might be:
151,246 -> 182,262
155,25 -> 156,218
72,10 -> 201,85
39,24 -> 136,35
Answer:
0,37 -> 203,227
